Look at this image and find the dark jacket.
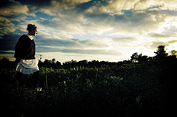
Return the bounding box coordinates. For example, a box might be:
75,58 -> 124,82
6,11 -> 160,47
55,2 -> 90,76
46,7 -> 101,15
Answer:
14,35 -> 35,62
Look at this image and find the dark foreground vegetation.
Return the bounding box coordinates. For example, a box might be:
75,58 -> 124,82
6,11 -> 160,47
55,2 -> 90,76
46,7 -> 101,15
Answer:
0,45 -> 177,117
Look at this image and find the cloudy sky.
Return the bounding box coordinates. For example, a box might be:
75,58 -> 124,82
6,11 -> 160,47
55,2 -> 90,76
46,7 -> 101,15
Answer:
0,0 -> 177,63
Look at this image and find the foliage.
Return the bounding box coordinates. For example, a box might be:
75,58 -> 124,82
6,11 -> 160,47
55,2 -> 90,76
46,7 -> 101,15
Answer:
1,58 -> 177,117
154,45 -> 168,60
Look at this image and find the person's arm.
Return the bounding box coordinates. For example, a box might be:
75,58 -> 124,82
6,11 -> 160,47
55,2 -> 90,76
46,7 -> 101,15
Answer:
14,36 -> 24,63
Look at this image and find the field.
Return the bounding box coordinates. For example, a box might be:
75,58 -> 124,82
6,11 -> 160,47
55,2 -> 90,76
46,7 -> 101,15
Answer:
0,59 -> 176,117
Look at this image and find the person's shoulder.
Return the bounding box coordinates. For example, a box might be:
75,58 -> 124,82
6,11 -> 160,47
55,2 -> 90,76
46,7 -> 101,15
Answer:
20,34 -> 28,38
19,34 -> 29,41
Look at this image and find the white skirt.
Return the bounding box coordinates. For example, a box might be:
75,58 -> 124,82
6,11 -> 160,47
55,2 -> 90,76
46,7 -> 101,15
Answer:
16,58 -> 39,74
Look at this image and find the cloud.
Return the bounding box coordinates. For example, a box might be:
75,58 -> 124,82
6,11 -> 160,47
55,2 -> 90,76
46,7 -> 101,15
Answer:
110,36 -> 140,47
149,39 -> 177,49
36,34 -> 110,50
0,0 -> 28,16
0,17 -> 16,35
168,40 -> 177,45
0,50 -> 14,54
0,34 -> 20,50
36,38 -> 79,49
37,0 -> 92,16
149,41 -> 167,49
84,11 -> 160,34
85,0 -> 177,13
37,45 -> 121,56
81,0 -> 177,35
3,0 -> 173,36
37,17 -> 86,35
159,10 -> 177,16
148,24 -> 177,39
159,0 -> 177,10
149,33 -> 175,38
77,39 -> 110,48
1,0 -> 176,34
111,36 -> 137,42
15,0 -> 51,6
1,0 -> 177,62
34,31 -> 113,57
23,0 -> 162,35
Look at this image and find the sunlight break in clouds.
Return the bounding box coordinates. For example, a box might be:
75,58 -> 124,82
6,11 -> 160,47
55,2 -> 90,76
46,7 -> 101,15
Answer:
0,0 -> 177,62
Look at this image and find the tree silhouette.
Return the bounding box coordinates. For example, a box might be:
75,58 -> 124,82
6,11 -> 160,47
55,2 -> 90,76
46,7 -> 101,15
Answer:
131,53 -> 148,63
137,54 -> 148,63
52,58 -> 56,64
170,50 -> 177,57
56,61 -> 61,66
154,45 -> 168,60
130,52 -> 139,63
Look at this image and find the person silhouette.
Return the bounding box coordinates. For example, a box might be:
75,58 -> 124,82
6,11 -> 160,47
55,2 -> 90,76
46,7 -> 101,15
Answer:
14,24 -> 40,89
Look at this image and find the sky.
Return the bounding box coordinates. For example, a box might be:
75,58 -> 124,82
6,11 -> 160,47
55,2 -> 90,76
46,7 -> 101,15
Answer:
0,0 -> 177,63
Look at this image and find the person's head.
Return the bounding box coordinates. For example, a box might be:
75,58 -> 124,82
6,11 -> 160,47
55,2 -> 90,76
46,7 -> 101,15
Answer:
27,24 -> 38,36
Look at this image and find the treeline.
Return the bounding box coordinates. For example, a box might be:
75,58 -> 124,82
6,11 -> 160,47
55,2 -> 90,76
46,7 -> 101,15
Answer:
130,45 -> 176,63
39,45 -> 177,68
1,45 -> 177,69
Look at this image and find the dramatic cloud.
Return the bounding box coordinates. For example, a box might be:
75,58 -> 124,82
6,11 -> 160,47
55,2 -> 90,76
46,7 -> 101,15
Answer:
111,36 -> 137,46
0,0 -> 28,16
0,0 -> 177,62
0,17 -> 16,35
150,39 -> 177,49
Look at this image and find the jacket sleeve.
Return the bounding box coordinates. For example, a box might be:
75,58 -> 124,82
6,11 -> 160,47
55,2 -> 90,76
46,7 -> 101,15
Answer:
14,36 -> 24,62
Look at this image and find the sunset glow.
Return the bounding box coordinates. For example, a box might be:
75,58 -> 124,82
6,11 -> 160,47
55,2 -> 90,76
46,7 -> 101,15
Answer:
0,0 -> 177,63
